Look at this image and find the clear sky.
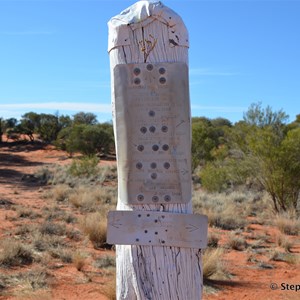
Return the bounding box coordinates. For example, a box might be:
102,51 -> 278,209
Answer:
0,0 -> 299,124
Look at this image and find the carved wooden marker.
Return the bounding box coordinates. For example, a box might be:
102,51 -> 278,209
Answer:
108,211 -> 207,249
107,1 -> 207,299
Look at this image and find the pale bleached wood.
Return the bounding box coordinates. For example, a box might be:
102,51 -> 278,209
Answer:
108,1 -> 203,299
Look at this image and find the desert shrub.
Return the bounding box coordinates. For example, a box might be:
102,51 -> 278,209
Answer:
269,250 -> 299,264
226,235 -> 247,251
207,232 -> 219,248
274,214 -> 300,236
50,184 -> 72,202
200,163 -> 229,192
72,251 -> 87,271
275,234 -> 294,252
0,239 -> 34,267
193,190 -> 248,230
210,213 -> 247,230
69,185 -> 116,212
66,229 -> 82,241
36,163 -> 117,189
94,255 -> 116,269
56,123 -> 114,156
0,268 -> 49,295
39,222 -> 67,236
80,213 -> 108,249
16,207 -> 41,219
203,248 -> 227,280
33,233 -> 66,252
49,247 -> 72,263
15,224 -> 38,237
68,155 -> 100,177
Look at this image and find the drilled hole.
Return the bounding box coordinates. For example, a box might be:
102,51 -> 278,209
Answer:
164,195 -> 171,202
137,194 -> 144,202
152,196 -> 159,202
151,173 -> 157,180
136,162 -> 143,169
137,145 -> 144,152
133,67 -> 141,75
162,144 -> 169,151
159,77 -> 166,84
161,125 -> 168,132
147,64 -> 153,71
149,110 -> 155,117
164,162 -> 170,169
152,145 -> 159,151
140,127 -> 147,134
149,126 -> 156,133
159,67 -> 166,75
150,162 -> 157,169
134,78 -> 141,85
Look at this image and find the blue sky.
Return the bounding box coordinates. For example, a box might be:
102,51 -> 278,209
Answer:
0,0 -> 299,124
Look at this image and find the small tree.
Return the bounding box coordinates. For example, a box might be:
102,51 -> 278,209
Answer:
56,123 -> 114,156
73,112 -> 98,125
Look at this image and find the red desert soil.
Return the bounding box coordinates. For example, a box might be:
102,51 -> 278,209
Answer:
0,140 -> 299,299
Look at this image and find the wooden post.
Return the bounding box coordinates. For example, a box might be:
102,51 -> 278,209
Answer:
107,1 -> 207,299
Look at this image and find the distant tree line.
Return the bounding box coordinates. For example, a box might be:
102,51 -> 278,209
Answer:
1,103 -> 300,212
192,102 -> 300,213
0,111 -> 115,157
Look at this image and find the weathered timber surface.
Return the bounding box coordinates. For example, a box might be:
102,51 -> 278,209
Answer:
107,211 -> 208,249
108,1 -> 203,299
113,62 -> 191,205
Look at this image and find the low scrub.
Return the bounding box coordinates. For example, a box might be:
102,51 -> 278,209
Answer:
226,234 -> 247,251
275,234 -> 295,252
193,191 -> 248,231
68,156 -> 100,177
80,213 -> 108,249
94,255 -> 116,270
0,268 -> 49,296
39,222 -> 67,236
207,232 -> 219,248
203,248 -> 227,280
274,214 -> 300,236
0,239 -> 34,267
270,250 -> 299,264
72,251 -> 87,271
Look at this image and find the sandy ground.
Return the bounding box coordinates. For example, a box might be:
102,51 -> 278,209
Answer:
0,140 -> 299,299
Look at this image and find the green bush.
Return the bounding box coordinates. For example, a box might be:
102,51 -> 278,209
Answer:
68,155 -> 100,177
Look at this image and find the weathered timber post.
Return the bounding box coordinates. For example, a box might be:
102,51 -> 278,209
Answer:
107,1 -> 208,299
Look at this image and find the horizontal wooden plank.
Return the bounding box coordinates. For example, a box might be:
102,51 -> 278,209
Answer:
107,211 -> 207,249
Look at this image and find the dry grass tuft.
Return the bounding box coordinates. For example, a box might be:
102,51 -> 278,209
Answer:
0,268 -> 50,297
33,233 -> 66,252
94,255 -> 116,270
207,232 -> 219,248
203,248 -> 227,280
275,234 -> 295,252
226,234 -> 247,251
0,239 -> 34,267
39,222 -> 67,236
80,212 -> 108,249
274,214 -> 300,236
269,250 -> 299,264
72,251 -> 87,271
